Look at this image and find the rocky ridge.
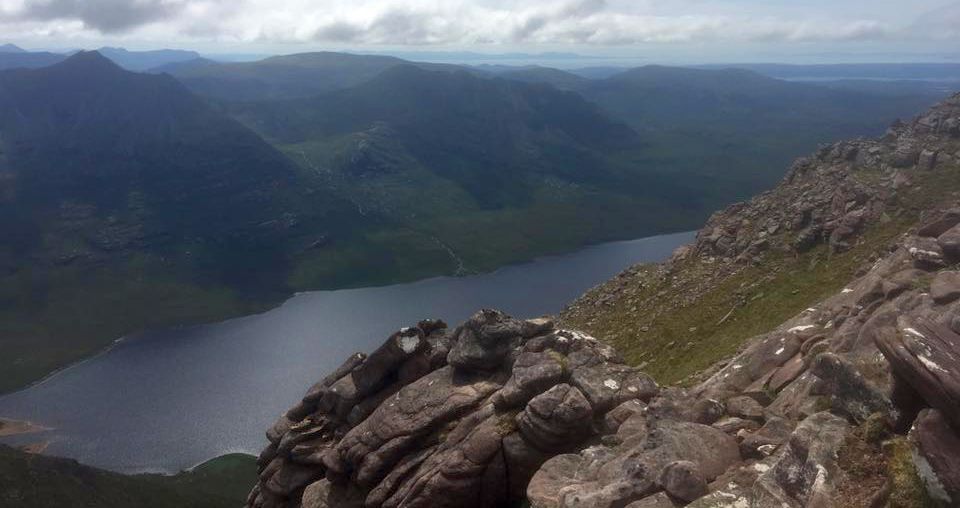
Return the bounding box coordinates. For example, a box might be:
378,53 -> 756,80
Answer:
249,93 -> 960,507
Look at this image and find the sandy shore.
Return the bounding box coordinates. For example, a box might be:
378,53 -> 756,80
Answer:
0,417 -> 50,437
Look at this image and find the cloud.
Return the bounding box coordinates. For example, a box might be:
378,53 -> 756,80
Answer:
3,0 -> 186,33
0,0 -> 951,48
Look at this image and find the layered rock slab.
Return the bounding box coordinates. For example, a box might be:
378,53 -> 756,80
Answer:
247,310 -> 658,508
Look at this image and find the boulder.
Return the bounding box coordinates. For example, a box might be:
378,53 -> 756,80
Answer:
658,460 -> 708,503
494,351 -> 565,408
877,320 -> 960,430
528,418 -> 740,508
517,384 -> 593,452
688,398 -> 725,425
725,395 -> 765,422
739,417 -> 796,459
930,271 -> 960,304
751,412 -> 849,507
918,149 -> 939,170
909,409 -> 960,505
809,353 -> 895,424
917,209 -> 960,238
907,236 -> 946,269
938,223 -> 960,260
447,309 -> 522,372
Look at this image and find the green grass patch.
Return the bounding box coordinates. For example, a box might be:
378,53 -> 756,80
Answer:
562,156 -> 960,385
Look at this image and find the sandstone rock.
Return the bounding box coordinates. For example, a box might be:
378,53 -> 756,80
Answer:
528,418 -> 740,508
766,353 -> 806,393
711,417 -> 760,435
250,312 -> 653,508
688,398 -> 725,425
569,363 -> 658,414
522,317 -> 556,338
938,224 -> 960,260
752,412 -> 848,507
725,395 -> 765,422
301,480 -> 365,508
809,352 -> 895,424
877,320 -> 960,430
447,309 -> 521,371
907,236 -> 946,269
918,149 -> 939,170
917,209 -> 960,237
892,143 -> 919,167
909,409 -> 960,505
658,460 -> 708,503
930,271 -> 960,304
494,351 -> 564,408
739,417 -> 796,459
517,384 -> 593,452
625,492 -> 679,508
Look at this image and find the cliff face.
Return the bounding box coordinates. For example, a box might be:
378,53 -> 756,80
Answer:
248,93 -> 960,508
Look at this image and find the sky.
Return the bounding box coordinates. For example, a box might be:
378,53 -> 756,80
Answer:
1,0 -> 959,64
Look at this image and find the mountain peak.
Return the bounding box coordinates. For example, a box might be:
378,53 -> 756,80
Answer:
0,43 -> 25,53
53,50 -> 126,74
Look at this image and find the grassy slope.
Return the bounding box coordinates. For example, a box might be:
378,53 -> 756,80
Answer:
561,160 -> 960,385
0,449 -> 256,508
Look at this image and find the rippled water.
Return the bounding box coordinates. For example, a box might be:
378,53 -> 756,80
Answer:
0,231 -> 694,473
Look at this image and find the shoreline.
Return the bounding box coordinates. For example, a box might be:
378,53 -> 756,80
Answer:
0,417 -> 50,437
1,229 -> 697,398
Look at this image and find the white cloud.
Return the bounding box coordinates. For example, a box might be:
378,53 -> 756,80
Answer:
0,0 -> 954,49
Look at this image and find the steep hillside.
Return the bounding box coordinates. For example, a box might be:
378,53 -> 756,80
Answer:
561,93 -> 960,385
245,94 -> 960,508
230,64 -> 706,286
0,52 -> 366,392
0,447 -> 256,508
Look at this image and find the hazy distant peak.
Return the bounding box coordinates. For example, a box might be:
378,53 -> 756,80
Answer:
0,43 -> 25,53
54,50 -> 125,73
259,51 -> 406,67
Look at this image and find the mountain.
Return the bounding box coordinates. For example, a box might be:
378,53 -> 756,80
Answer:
0,43 -> 25,53
495,65 -> 587,90
0,51 -> 367,392
147,56 -> 219,74
94,47 -> 202,71
245,93 -> 960,508
162,52 -> 413,101
227,64 -> 712,282
577,65 -> 944,195
232,64 -> 639,204
0,50 -> 65,70
700,62 -> 960,81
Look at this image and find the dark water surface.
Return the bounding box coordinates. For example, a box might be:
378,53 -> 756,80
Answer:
0,231 -> 693,473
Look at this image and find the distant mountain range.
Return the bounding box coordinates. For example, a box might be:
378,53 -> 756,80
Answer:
0,45 -> 202,71
0,47 -> 955,395
0,52 -> 368,392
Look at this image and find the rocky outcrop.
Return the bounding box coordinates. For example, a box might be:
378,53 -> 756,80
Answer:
247,94 -> 960,508
877,320 -> 960,430
248,310 -> 659,508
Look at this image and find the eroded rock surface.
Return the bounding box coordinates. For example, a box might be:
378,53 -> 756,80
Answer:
248,311 -> 659,508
